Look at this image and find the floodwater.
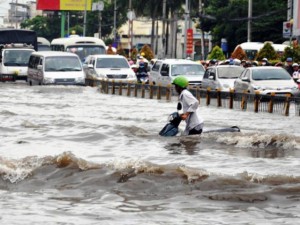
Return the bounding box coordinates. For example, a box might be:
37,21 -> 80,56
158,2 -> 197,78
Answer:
0,82 -> 300,225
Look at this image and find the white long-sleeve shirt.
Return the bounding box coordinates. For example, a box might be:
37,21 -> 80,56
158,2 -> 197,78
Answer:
179,89 -> 204,135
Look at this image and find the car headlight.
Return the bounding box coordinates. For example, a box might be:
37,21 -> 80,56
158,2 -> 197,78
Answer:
252,85 -> 262,90
77,77 -> 84,82
291,86 -> 298,90
44,77 -> 54,84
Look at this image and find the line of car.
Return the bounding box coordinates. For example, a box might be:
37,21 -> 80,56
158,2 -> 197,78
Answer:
24,51 -> 300,97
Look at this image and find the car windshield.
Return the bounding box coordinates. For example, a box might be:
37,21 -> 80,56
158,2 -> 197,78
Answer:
171,64 -> 204,76
217,67 -> 245,79
66,45 -> 106,61
45,56 -> 82,72
3,49 -> 33,66
96,58 -> 130,69
252,68 -> 291,80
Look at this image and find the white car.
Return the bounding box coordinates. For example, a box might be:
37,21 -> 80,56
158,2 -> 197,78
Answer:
83,55 -> 137,83
202,65 -> 245,91
149,59 -> 205,87
234,66 -> 300,96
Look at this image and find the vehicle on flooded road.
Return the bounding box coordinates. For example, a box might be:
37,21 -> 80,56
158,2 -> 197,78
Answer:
37,37 -> 51,51
149,59 -> 205,87
50,36 -> 106,62
27,51 -> 85,86
0,29 -> 37,82
202,65 -> 245,91
234,66 -> 300,96
83,54 -> 137,83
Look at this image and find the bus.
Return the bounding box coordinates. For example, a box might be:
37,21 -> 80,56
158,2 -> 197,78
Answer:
37,37 -> 51,51
236,42 -> 289,60
50,36 -> 106,62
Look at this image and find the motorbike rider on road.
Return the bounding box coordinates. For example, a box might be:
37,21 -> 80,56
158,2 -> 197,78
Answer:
136,61 -> 149,83
172,76 -> 204,135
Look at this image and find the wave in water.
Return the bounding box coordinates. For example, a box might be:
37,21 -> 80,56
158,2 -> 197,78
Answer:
1,152 -> 300,204
203,132 -> 300,150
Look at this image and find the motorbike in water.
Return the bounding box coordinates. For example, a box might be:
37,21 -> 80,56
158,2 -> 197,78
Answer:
136,71 -> 149,84
159,103 -> 240,137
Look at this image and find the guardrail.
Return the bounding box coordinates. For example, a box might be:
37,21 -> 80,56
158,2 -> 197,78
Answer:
86,78 -> 300,117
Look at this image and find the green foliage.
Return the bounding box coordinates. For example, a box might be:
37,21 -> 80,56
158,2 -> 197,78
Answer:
208,45 -> 226,60
200,0 -> 286,54
20,15 -> 60,41
282,45 -> 300,63
256,42 -> 278,61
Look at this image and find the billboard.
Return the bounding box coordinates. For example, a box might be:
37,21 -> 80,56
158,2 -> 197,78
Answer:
37,0 -> 92,11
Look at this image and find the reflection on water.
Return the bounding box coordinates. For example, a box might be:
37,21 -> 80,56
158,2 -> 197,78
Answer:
164,135 -> 202,155
250,148 -> 286,158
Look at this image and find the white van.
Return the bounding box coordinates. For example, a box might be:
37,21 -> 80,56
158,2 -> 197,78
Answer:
27,51 -> 85,85
149,59 -> 205,87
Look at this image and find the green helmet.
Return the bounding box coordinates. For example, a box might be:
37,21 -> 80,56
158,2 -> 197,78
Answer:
172,76 -> 189,88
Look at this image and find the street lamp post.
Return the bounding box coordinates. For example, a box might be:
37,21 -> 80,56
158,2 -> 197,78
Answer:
247,0 -> 252,42
113,0 -> 117,42
83,0 -> 87,36
128,0 -> 133,58
162,0 -> 166,58
289,19 -> 294,47
184,0 -> 190,59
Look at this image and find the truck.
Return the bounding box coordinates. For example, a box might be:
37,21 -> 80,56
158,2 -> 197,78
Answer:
0,29 -> 37,82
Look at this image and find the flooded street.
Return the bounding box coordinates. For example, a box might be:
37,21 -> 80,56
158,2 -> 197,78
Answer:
0,81 -> 300,225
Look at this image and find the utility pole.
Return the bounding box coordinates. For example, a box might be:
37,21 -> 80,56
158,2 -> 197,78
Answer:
98,8 -> 102,39
247,0 -> 252,42
67,12 -> 70,36
161,0 -> 167,58
83,0 -> 87,36
184,0 -> 190,59
128,0 -> 133,58
15,0 -> 18,28
113,0 -> 117,42
199,0 -> 205,60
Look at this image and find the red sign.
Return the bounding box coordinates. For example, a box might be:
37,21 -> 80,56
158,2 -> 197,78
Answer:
186,29 -> 193,55
37,0 -> 92,11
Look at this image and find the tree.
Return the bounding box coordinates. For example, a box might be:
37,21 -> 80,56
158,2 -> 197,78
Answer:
208,45 -> 226,60
140,44 -> 154,61
116,44 -> 126,57
231,45 -> 247,60
256,42 -> 277,61
198,0 -> 287,55
20,14 -> 60,41
282,45 -> 300,63
131,48 -> 138,61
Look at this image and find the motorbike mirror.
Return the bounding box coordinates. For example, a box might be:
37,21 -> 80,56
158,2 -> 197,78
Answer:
177,102 -> 182,111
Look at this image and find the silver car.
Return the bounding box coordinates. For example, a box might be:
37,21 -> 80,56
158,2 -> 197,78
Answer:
202,65 -> 245,91
234,66 -> 300,96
